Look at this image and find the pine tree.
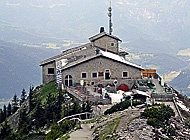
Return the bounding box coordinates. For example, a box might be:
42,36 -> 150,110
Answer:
0,109 -> 5,123
20,88 -> 27,106
44,93 -> 55,126
55,91 -> 64,121
32,102 -> 45,130
85,100 -> 92,112
7,103 -> 11,117
29,85 -> 34,112
18,109 -> 30,135
3,105 -> 7,119
71,100 -> 81,115
0,119 -> 13,139
12,94 -> 19,114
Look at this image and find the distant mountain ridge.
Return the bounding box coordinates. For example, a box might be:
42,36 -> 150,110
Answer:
0,40 -> 59,98
1,0 -> 190,48
169,68 -> 190,96
1,0 -> 190,98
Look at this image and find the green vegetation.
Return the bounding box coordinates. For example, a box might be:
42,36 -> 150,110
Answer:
94,118 -> 120,140
0,119 -> 15,140
142,104 -> 176,137
104,100 -> 142,115
0,81 -> 93,140
45,119 -> 77,140
142,104 -> 175,128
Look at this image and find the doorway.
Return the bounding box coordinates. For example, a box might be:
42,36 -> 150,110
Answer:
65,75 -> 73,86
105,70 -> 111,80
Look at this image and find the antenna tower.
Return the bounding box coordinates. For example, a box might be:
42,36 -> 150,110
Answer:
108,0 -> 113,35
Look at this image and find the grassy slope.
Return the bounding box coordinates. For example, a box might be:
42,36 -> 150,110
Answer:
33,81 -> 58,105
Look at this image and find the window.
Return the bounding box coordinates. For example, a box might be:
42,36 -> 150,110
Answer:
123,72 -> 128,78
111,43 -> 114,46
48,68 -> 54,74
105,69 -> 111,80
65,75 -> 72,86
91,82 -> 95,85
81,72 -> 87,78
92,72 -> 97,78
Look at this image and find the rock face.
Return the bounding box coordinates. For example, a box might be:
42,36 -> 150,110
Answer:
116,118 -> 155,140
116,117 -> 190,140
92,105 -> 190,140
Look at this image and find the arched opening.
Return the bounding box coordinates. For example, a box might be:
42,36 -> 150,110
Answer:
117,84 -> 129,92
65,75 -> 72,86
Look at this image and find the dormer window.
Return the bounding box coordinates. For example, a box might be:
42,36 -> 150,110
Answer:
48,68 -> 54,75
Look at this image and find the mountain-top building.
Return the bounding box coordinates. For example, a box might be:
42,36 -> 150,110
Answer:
40,2 -> 143,94
40,27 -> 143,91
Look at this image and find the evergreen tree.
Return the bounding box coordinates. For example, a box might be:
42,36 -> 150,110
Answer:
44,92 -> 56,126
20,88 -> 27,106
32,102 -> 46,130
29,85 -> 34,112
83,100 -> 92,112
12,94 -> 19,114
7,103 -> 12,117
54,91 -> 64,121
62,103 -> 70,118
0,119 -> 14,140
3,105 -> 7,119
0,109 -> 5,123
71,100 -> 81,115
18,109 -> 30,135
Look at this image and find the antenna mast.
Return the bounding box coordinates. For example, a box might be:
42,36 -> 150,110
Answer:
108,0 -> 113,35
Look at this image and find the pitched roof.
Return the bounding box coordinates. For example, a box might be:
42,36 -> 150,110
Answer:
39,43 -> 92,66
100,51 -> 142,69
89,32 -> 122,42
62,50 -> 143,70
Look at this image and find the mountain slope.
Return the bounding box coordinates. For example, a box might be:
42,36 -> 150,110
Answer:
0,40 -> 59,98
169,68 -> 190,96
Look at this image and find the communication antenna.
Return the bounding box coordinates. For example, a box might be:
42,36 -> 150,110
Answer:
108,0 -> 113,35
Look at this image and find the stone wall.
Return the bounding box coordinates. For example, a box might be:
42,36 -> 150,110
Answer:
41,45 -> 96,84
93,36 -> 118,54
62,56 -> 141,88
42,61 -> 56,84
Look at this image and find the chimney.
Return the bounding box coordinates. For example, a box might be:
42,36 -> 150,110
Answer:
100,27 -> 105,33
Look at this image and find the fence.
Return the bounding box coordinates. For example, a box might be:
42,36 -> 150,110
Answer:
151,93 -> 174,101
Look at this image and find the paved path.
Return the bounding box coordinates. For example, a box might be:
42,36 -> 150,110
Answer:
152,79 -> 165,94
69,123 -> 93,140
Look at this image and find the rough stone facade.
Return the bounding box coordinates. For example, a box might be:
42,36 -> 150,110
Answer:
42,61 -> 56,85
92,36 -> 119,54
62,56 -> 141,88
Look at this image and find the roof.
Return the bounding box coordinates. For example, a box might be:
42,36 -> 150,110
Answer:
132,89 -> 150,97
100,50 -> 143,70
119,48 -> 129,55
62,49 -> 143,70
122,89 -> 150,97
89,32 -> 122,42
39,43 -> 92,66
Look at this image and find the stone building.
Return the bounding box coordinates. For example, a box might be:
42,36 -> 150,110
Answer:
40,28 -> 143,91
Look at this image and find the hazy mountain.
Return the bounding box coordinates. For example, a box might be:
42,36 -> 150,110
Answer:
169,68 -> 190,96
0,40 -> 59,98
0,0 -> 190,47
1,0 -> 190,98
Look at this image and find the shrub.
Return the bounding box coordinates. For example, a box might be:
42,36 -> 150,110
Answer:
104,101 -> 132,115
45,119 -> 77,140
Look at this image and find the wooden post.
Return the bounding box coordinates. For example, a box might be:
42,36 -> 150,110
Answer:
86,112 -> 88,119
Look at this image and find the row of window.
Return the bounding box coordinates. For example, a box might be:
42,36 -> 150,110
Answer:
47,68 -> 128,78
81,72 -> 128,78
